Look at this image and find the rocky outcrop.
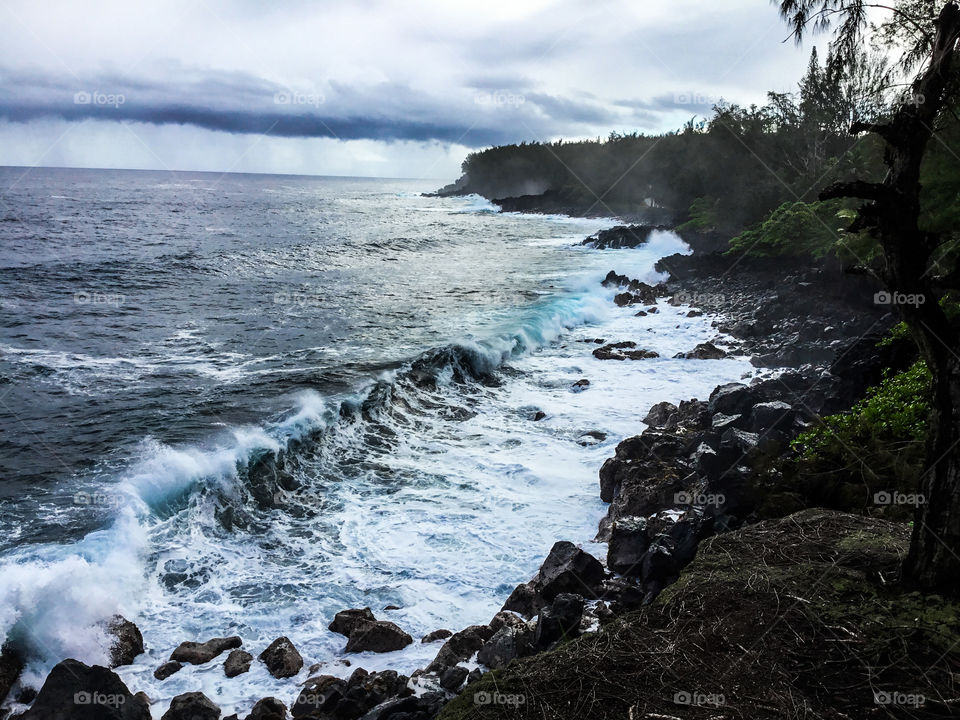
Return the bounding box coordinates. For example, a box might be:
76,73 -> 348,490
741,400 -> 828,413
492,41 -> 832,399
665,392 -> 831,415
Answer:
292,669 -> 410,719
582,225 -> 667,249
170,636 -> 241,665
421,629 -> 452,643
328,608 -> 376,638
425,625 -> 494,673
0,643 -> 23,707
19,659 -> 150,720
246,697 -> 286,720
593,341 -> 659,361
258,636 -> 302,678
501,541 -> 606,619
674,341 -> 727,359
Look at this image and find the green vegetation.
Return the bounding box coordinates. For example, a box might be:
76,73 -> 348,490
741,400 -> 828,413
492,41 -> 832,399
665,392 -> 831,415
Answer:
726,200 -> 846,258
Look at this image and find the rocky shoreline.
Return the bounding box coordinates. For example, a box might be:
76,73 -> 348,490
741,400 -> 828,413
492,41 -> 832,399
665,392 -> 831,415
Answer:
0,223 -> 907,720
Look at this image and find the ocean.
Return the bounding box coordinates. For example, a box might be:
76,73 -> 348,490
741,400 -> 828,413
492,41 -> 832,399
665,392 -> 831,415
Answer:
0,167 -> 753,716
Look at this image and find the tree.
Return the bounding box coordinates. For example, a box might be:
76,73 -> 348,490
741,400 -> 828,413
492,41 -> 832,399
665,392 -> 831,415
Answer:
775,0 -> 960,592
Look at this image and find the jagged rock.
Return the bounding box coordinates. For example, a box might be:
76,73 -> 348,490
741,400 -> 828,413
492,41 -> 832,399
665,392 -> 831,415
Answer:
711,412 -> 744,431
247,697 -> 286,720
749,400 -> 798,433
721,427 -> 760,455
344,622 -> 412,654
161,691 -> 219,720
292,676 -> 345,718
223,649 -> 252,678
439,665 -> 469,691
607,517 -> 650,576
572,378 -> 591,391
0,644 -> 23,707
534,541 -> 605,602
328,608 -> 376,638
153,661 -> 182,681
532,410 -> 547,421
103,616 -> 144,668
500,581 -> 543,618
585,225 -> 662,249
170,636 -> 241,664
675,342 -> 727,360
426,625 -> 494,673
421,629 -> 452,643
20,659 -> 150,720
488,611 -> 526,634
534,594 -> 585,649
259,636 -> 303,678
477,623 -> 536,669
708,383 -> 759,416
643,401 -> 678,429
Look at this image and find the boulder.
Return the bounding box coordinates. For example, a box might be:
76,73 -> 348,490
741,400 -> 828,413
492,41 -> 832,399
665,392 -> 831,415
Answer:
488,611 -> 526,634
103,616 -> 144,668
0,644 -> 23,707
258,636 -> 302,678
170,636 -> 241,665
161,692 -> 220,720
292,676 -> 345,718
246,697 -> 286,720
571,379 -> 590,391
439,665 -> 469,692
421,629 -> 452,644
426,625 -> 494,673
223,649 -> 252,678
675,342 -> 727,360
152,661 -> 182,681
708,383 -> 759,416
328,608 -> 376,638
500,581 -> 544,618
20,659 -> 150,720
642,402 -> 678,429
607,516 -> 650,576
477,624 -> 535,669
534,594 -> 585,649
344,622 -> 412,654
749,400 -> 798,434
533,541 -> 605,602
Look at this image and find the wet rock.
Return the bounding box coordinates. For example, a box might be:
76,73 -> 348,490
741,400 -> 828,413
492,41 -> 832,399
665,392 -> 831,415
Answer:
103,616 -> 144,668
439,665 -> 469,692
20,658 -> 150,720
607,516 -> 650,576
426,625 -> 494,673
292,676 -> 345,718
532,410 -> 547,421
577,430 -> 607,446
153,661 -> 182,681
687,309 -> 704,317
161,691 -> 219,720
246,697 -> 286,720
643,401 -> 678,429
585,225 -> 661,250
0,644 -> 23,707
421,629 -> 452,643
749,400 -> 798,433
170,636 -> 241,665
708,383 -> 759,416
329,607 -> 376,638
16,686 -> 37,704
223,649 -> 252,678
675,342 -> 727,360
500,581 -> 544,618
258,636 -> 302,678
477,623 -> 535,669
534,541 -> 605,602
534,594 -> 585,649
572,378 -> 591,391
344,621 -> 412,654
488,611 -> 526,633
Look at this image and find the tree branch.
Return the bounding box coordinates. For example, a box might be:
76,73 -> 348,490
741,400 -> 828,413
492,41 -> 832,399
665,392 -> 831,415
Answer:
819,180 -> 889,201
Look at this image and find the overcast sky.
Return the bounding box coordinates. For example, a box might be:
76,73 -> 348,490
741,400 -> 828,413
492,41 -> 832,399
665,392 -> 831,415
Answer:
0,0 -> 817,180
